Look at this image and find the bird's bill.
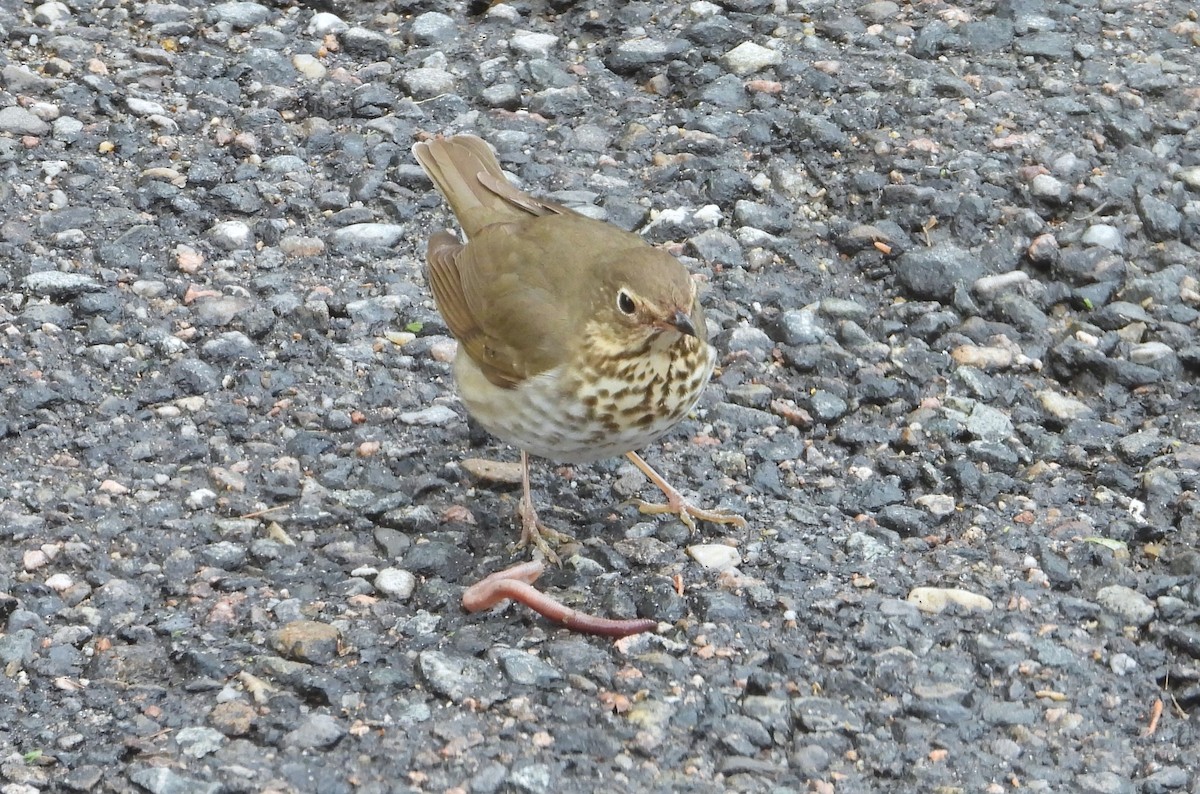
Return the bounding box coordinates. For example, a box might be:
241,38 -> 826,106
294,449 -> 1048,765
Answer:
659,309 -> 697,338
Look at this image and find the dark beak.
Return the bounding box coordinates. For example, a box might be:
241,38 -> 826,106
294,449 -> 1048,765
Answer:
670,310 -> 697,338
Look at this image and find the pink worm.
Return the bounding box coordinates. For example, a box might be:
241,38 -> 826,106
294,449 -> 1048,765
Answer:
462,561 -> 657,638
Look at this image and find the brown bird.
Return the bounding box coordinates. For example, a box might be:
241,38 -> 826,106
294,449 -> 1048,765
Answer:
412,134 -> 745,561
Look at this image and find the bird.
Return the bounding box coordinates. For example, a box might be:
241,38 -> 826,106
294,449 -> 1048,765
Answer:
412,134 -> 745,561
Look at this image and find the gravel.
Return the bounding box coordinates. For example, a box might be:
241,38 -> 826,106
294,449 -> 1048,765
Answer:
2,0 -> 1200,792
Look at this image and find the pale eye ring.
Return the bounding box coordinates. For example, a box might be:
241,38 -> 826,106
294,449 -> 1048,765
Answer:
617,290 -> 636,315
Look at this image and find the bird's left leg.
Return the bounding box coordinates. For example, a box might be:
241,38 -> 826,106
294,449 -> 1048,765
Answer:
624,451 -> 747,531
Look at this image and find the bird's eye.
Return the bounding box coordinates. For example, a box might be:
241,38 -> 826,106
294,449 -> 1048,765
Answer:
617,290 -> 636,315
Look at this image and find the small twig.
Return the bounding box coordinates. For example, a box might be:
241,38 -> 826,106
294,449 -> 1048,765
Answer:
1143,697 -> 1163,737
1072,202 -> 1112,221
237,504 -> 290,519
462,561 -> 657,638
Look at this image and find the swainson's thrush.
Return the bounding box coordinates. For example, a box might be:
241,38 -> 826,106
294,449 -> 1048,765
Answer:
413,134 -> 745,560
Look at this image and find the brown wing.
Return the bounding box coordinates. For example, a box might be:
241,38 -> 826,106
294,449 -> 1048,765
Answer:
425,231 -> 482,348
426,226 -> 566,390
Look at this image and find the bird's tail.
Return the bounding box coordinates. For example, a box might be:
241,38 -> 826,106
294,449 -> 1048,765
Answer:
412,135 -> 535,237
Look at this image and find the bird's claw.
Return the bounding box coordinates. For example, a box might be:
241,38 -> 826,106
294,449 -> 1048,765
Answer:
627,497 -> 748,532
516,498 -> 573,566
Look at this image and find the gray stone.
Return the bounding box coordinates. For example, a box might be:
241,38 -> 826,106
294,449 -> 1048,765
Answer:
1095,584 -> 1154,626
509,31 -> 558,59
1030,173 -> 1070,204
686,228 -> 744,266
606,38 -> 680,74
0,106 -> 50,135
284,714 -> 346,749
22,271 -> 101,298
403,68 -> 456,98
1135,191 -> 1182,241
410,12 -> 457,46
399,405 -> 459,426
895,245 -> 986,301
208,2 -> 271,29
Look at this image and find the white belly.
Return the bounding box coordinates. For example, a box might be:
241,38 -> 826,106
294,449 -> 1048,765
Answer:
454,342 -> 716,464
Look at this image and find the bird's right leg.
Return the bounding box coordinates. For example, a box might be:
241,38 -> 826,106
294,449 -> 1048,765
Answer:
516,450 -> 574,565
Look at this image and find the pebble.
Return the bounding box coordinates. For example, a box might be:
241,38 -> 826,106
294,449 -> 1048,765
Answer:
1081,224 -> 1124,252
687,228 -> 745,266
973,270 -> 1029,298
292,54 -> 326,80
1037,389 -> 1095,420
399,405 -> 458,426
331,223 -> 406,249
22,271 -> 101,298
284,714 -> 346,749
493,648 -> 563,686
914,494 -> 956,517
1094,585 -> 1154,626
895,245 -> 985,301
129,767 -> 221,794
209,220 -> 253,251
209,2 -> 271,28
908,587 -> 994,614
270,620 -> 341,664
308,12 -> 348,35
1030,173 -> 1070,204
0,106 -> 50,135
951,344 -> 1013,370
34,1 -> 72,27
186,488 -> 217,509
722,41 -> 782,76
125,97 -> 167,116
374,567 -> 416,599
418,650 -> 498,706
606,39 -> 679,73
722,326 -> 773,358
460,458 -> 522,483
403,68 -> 456,98
411,12 -> 458,46
510,31 -> 558,59
774,308 -> 826,345
687,544 -> 742,570
965,403 -> 1014,442
175,726 -> 225,758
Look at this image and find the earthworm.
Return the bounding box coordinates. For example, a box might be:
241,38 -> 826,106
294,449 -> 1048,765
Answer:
462,561 -> 657,638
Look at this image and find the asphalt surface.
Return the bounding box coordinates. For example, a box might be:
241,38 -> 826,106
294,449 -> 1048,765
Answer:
1,0 -> 1199,792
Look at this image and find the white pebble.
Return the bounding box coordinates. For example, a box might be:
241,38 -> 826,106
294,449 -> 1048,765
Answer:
308,11 -> 348,35
187,488 -> 218,509
687,544 -> 742,570
907,587 -> 994,614
375,568 -> 417,599
45,573 -> 74,592
722,41 -> 782,76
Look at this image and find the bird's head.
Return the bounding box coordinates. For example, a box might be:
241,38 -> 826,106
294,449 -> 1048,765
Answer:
594,249 -> 707,349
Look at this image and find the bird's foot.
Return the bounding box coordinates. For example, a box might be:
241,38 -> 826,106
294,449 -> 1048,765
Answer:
624,451 -> 747,533
628,496 -> 747,533
516,496 -> 574,565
